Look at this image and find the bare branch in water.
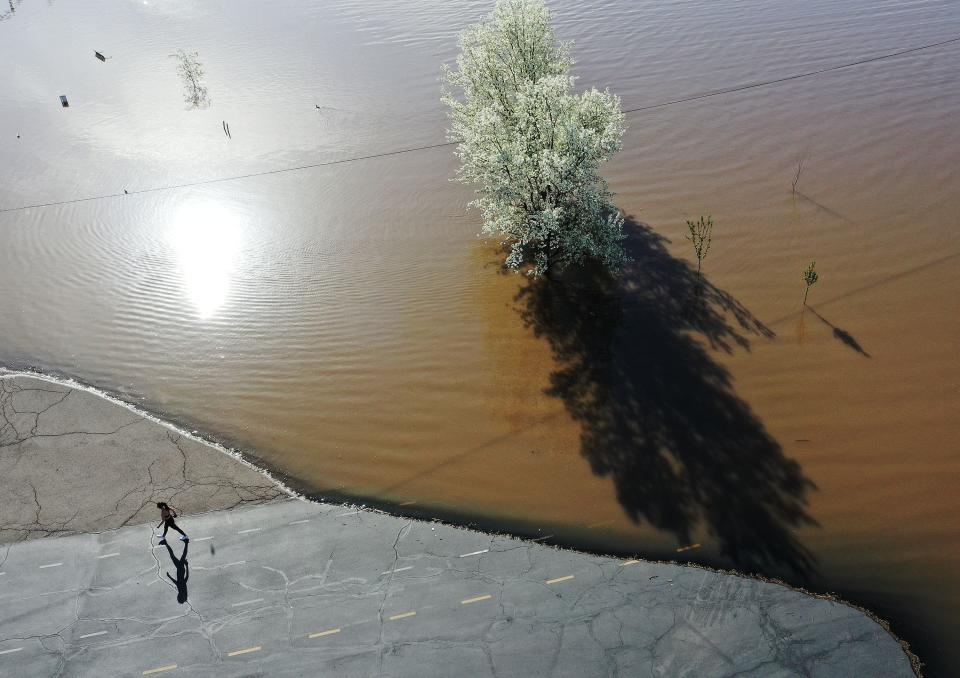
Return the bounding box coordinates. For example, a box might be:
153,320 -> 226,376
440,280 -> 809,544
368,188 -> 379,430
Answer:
792,156 -> 806,193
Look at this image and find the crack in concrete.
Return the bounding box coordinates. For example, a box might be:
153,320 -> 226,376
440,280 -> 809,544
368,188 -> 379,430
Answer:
375,521 -> 412,675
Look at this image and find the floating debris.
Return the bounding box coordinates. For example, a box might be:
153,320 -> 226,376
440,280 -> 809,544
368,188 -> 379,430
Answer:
94,51 -> 106,62
59,95 -> 69,107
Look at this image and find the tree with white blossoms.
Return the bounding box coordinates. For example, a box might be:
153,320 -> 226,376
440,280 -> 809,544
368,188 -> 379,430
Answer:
442,0 -> 626,276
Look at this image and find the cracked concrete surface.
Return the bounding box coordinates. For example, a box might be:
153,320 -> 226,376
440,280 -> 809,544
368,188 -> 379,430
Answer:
0,374 -> 286,545
0,500 -> 915,677
0,372 -> 917,676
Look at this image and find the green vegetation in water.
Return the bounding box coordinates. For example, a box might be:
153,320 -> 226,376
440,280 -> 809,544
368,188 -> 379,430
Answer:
442,0 -> 626,277
802,260 -> 819,305
685,215 -> 713,278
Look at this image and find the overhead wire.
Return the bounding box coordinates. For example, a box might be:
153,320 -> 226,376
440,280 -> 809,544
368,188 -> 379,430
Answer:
0,142 -> 457,213
2,34 -> 958,215
620,34 -> 960,114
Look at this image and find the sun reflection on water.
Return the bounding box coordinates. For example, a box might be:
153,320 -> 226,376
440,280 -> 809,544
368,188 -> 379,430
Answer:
169,201 -> 241,318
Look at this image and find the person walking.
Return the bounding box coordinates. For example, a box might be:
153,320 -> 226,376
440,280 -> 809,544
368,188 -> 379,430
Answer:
156,502 -> 189,544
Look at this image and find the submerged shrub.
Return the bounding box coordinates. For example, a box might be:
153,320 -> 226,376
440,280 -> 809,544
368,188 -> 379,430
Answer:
802,260 -> 819,305
685,215 -> 713,277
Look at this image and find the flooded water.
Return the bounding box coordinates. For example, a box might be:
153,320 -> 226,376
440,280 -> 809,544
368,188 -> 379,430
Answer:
2,0 -> 959,673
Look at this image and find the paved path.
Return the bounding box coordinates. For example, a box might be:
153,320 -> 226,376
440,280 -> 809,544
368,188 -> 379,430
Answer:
0,499 -> 914,677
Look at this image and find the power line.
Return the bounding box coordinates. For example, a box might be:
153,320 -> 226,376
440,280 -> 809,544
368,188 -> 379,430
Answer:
2,34 -> 958,215
0,141 -> 456,214
621,34 -> 960,114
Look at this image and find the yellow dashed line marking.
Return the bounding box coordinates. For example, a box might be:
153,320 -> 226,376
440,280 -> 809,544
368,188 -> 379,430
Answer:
461,594 -> 492,605
388,611 -> 416,621
79,631 -> 108,639
227,646 -> 261,657
231,598 -> 263,608
675,543 -> 701,553
587,520 -> 614,529
459,549 -> 488,558
381,566 -> 413,575
143,665 -> 177,675
546,575 -> 575,585
308,628 -> 341,639
621,559 -> 642,566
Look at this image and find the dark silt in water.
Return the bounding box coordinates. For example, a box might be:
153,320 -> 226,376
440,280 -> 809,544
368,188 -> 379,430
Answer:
2,0 -> 958,673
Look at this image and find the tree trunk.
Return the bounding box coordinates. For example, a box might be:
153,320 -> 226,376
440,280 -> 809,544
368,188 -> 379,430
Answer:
544,233 -> 552,277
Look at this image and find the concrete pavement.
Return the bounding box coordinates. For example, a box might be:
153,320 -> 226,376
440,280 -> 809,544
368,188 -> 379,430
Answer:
0,373 -> 285,543
0,371 -> 917,676
0,498 -> 914,677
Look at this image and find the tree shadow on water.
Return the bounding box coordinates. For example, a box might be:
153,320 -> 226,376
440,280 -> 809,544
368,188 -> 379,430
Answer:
516,218 -> 818,578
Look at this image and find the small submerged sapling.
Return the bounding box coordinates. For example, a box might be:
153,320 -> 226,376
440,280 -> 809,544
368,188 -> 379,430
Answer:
685,215 -> 713,278
802,260 -> 818,305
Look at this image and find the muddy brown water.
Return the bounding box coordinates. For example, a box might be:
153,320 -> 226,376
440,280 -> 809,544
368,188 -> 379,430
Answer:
2,0 -> 958,673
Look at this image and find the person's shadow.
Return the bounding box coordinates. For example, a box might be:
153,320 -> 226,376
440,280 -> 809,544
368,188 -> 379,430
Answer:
515,218 -> 818,578
162,541 -> 189,604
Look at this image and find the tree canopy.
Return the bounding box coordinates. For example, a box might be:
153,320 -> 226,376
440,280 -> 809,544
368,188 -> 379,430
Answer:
442,0 -> 626,276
